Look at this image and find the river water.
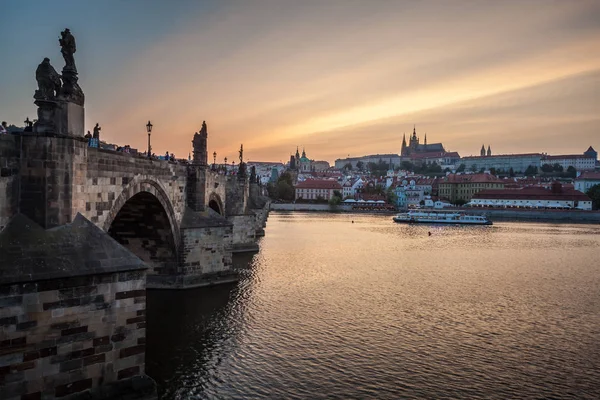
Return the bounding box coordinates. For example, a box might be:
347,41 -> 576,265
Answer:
146,212 -> 600,399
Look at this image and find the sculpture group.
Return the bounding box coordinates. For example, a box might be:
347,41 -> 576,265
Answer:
33,28 -> 84,133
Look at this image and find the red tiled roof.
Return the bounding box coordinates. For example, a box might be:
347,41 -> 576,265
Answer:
576,171 -> 600,180
295,180 -> 342,189
473,187 -> 591,201
545,155 -> 595,160
462,153 -> 543,159
441,173 -> 504,184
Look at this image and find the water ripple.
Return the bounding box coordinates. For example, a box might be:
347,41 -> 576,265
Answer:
147,213 -> 600,399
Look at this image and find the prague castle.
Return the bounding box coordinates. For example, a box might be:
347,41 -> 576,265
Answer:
400,126 -> 446,157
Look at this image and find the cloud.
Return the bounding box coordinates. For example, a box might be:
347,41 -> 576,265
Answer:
3,1 -> 599,163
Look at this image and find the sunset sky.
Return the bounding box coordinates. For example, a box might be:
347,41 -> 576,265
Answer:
1,0 -> 599,164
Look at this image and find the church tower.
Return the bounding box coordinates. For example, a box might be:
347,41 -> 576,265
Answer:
480,144 -> 486,157
401,133 -> 407,156
409,125 -> 419,152
487,145 -> 491,156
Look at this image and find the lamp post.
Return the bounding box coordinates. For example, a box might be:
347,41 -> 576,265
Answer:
146,120 -> 153,158
213,151 -> 217,170
224,157 -> 227,174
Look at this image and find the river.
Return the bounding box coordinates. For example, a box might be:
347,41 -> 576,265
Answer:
146,212 -> 600,399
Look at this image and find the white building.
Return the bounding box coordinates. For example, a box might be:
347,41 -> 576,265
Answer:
574,171 -> 600,193
543,154 -> 596,171
461,153 -> 543,173
468,184 -> 592,210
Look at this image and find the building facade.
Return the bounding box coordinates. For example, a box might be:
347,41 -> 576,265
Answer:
543,154 -> 596,171
438,173 -> 505,203
469,184 -> 592,210
295,180 -> 342,200
461,153 -> 543,173
574,171 -> 600,193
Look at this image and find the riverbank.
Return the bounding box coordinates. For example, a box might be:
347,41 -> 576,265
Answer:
269,203 -> 600,223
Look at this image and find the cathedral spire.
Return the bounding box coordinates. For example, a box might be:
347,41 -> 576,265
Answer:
302,147 -> 306,158
401,133 -> 407,156
480,144 -> 486,157
424,133 -> 427,146
487,145 -> 491,157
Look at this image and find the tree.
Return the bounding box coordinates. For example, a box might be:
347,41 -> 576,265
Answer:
509,167 -> 515,177
524,165 -> 538,176
541,163 -> 554,173
566,165 -> 577,178
386,187 -> 398,205
479,168 -> 485,173
401,161 -> 414,172
470,164 -> 477,173
343,162 -> 353,171
489,167 -> 496,176
333,190 -> 342,199
276,181 -> 294,201
278,172 -> 293,186
356,161 -> 364,171
453,198 -> 467,206
586,184 -> 600,210
552,163 -> 563,172
456,163 -> 466,172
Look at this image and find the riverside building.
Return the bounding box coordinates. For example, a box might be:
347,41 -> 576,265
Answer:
438,173 -> 504,203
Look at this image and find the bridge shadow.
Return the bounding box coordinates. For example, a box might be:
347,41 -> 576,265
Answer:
145,253 -> 256,399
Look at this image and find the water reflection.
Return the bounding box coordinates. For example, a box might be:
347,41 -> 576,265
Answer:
147,213 -> 600,399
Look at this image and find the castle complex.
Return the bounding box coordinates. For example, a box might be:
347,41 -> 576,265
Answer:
400,126 -> 446,157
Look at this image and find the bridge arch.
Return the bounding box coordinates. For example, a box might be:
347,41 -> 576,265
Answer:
208,192 -> 224,215
104,179 -> 180,274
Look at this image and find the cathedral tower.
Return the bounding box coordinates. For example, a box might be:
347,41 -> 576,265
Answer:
480,144 -> 486,157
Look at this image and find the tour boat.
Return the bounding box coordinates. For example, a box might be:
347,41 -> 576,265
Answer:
393,210 -> 492,225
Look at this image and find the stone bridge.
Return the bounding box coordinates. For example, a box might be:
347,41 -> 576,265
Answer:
0,128 -> 270,290
0,29 -> 271,400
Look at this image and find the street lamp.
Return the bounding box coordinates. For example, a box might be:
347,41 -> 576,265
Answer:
146,120 -> 153,158
224,157 -> 228,174
213,151 -> 217,170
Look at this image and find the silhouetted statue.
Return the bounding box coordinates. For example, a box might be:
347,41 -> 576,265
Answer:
34,58 -> 61,100
92,123 -> 101,139
59,28 -> 76,71
192,120 -> 208,165
85,131 -> 92,139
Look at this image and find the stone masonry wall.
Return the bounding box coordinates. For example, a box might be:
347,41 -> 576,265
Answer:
0,135 -> 20,231
172,225 -> 235,288
227,215 -> 258,252
0,271 -> 148,399
82,149 -> 188,231
18,134 -> 88,229
225,178 -> 248,216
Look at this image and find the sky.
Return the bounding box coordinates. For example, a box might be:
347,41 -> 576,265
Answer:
1,0 -> 599,164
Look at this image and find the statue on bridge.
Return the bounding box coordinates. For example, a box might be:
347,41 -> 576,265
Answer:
192,121 -> 208,166
34,58 -> 61,100
93,123 -> 101,139
237,144 -> 247,179
59,28 -> 77,72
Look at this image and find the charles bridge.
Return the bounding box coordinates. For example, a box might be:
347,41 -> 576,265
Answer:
0,30 -> 269,399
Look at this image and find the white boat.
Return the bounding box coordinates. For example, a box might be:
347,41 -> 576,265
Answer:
393,210 -> 492,225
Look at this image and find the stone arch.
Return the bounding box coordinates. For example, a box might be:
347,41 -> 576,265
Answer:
103,179 -> 180,276
104,179 -> 180,246
208,192 -> 224,215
